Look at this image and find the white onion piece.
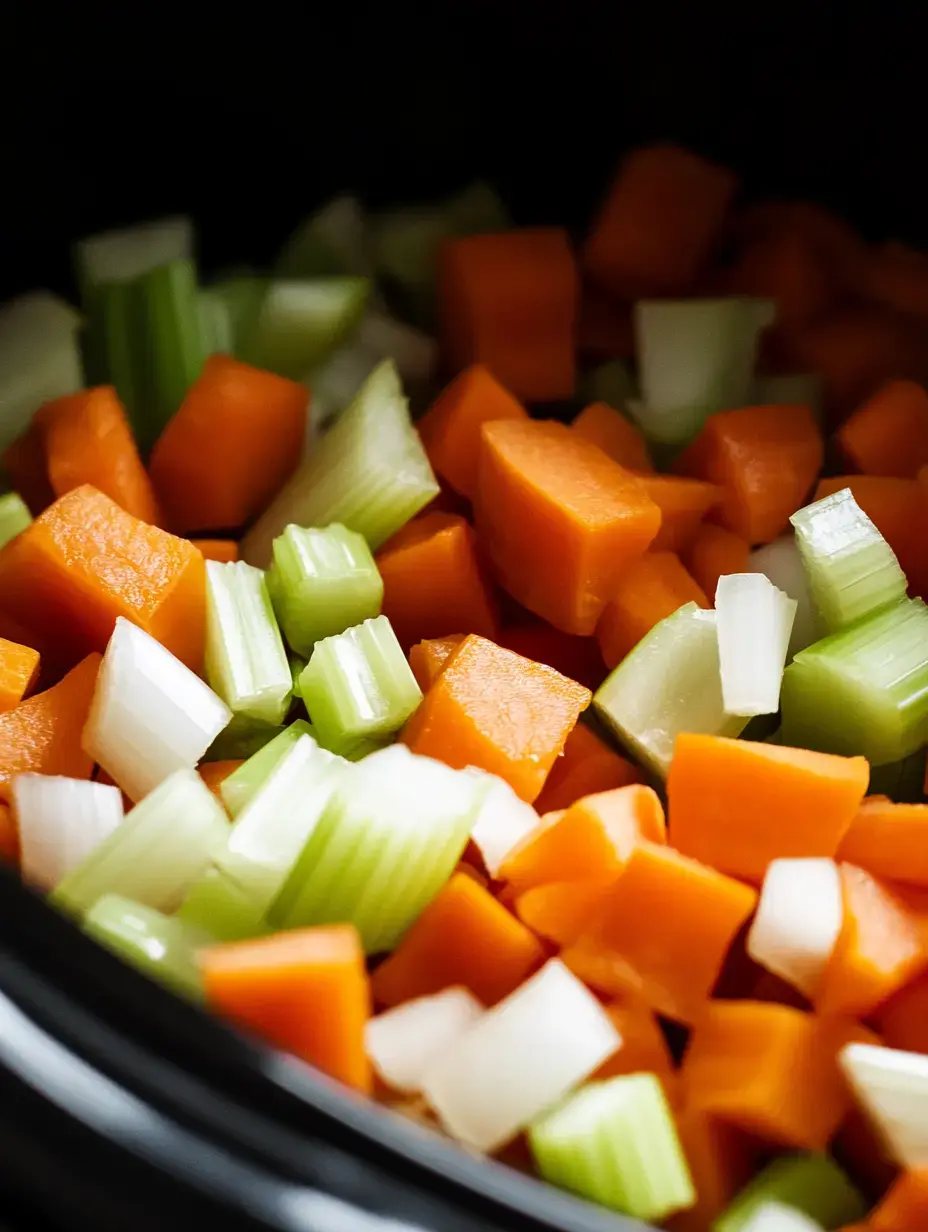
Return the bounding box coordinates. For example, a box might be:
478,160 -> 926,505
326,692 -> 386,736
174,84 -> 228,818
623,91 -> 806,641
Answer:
716,573 -> 797,716
365,988 -> 484,1094
466,768 -> 540,878
747,858 -> 843,998
741,1205 -> 825,1232
840,1042 -> 928,1169
83,617 -> 232,802
749,536 -> 820,661
14,775 -> 124,892
421,960 -> 621,1153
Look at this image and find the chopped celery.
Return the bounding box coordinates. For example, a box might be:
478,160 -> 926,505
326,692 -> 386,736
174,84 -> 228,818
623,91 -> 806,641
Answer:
240,277 -> 370,379
275,197 -> 372,279
86,279 -> 147,426
780,597 -> 928,765
208,275 -> 267,357
297,615 -> 421,757
204,561 -> 291,726
749,537 -> 821,661
84,894 -> 209,1001
593,603 -> 747,777
267,522 -> 384,656
241,360 -> 439,566
141,258 -> 208,445
220,719 -> 314,818
269,744 -> 486,952
198,288 -> 234,356
74,216 -> 194,302
790,488 -> 907,632
176,868 -> 272,942
288,652 -> 307,699
203,713 -> 288,762
839,1042 -> 928,1170
750,372 -> 823,424
51,769 -> 229,917
716,574 -> 796,716
0,492 -> 31,548
529,1074 -> 695,1223
714,1153 -> 865,1232
580,359 -> 637,409
626,397 -> 711,465
0,291 -> 83,452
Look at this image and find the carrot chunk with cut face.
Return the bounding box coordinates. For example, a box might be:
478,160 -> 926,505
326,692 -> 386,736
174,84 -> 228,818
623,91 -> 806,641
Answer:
869,1169 -> 928,1231
682,523 -> 751,601
149,355 -> 307,534
496,625 -> 606,693
0,639 -> 40,713
641,475 -> 724,554
0,486 -> 206,674
725,228 -> 835,329
475,418 -> 661,635
191,539 -> 239,563
668,734 -> 869,885
594,995 -> 680,1104
534,721 -> 641,813
402,634 -> 590,803
407,634 -> 465,692
665,1108 -> 758,1232
370,873 -> 545,1009
596,551 -> 708,669
513,880 -> 614,947
571,402 -> 653,473
674,403 -> 823,545
836,379 -> 928,479
838,796 -> 928,887
876,971 -> 928,1055
1,426 -> 55,516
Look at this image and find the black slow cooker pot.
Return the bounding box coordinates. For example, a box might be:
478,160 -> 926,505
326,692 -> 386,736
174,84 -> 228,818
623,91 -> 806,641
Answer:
0,6 -> 925,1228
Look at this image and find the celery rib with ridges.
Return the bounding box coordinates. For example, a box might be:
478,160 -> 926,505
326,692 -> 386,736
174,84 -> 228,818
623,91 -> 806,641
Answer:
220,719 -> 314,819
239,276 -> 370,379
267,522 -> 384,657
240,359 -> 439,567
713,1152 -> 866,1232
0,492 -> 32,548
204,561 -> 292,727
177,868 -> 272,943
297,615 -> 421,758
74,215 -> 194,303
790,488 -> 908,632
83,894 -> 211,1001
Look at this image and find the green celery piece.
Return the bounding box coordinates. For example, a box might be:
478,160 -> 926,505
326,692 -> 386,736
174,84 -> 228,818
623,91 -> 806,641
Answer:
208,275 -> 267,357
594,602 -> 747,777
0,292 -> 83,453
275,197 -> 372,280
0,492 -> 31,548
240,359 -> 439,566
74,216 -> 194,305
780,597 -> 928,765
267,522 -> 384,657
142,259 -> 208,444
203,713 -> 287,762
176,868 -> 272,942
198,288 -> 234,356
204,561 -> 292,726
790,488 -> 907,632
88,279 -> 148,432
84,893 -> 210,1001
239,277 -> 370,379
297,615 -> 421,757
220,719 -> 315,819
51,769 -> 229,918
529,1074 -> 695,1224
288,652 -> 307,699
580,359 -> 637,409
268,744 -> 486,951
713,1153 -> 865,1232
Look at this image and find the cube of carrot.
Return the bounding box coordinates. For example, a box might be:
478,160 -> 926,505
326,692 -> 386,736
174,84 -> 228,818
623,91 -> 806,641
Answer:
407,634 -> 466,692
596,551 -> 708,669
836,379 -> 928,479
571,402 -> 653,473
534,722 -> 641,813
0,638 -> 40,713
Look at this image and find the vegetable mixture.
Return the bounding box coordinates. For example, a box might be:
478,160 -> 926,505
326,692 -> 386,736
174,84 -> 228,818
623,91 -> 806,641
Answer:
4,143 -> 928,1230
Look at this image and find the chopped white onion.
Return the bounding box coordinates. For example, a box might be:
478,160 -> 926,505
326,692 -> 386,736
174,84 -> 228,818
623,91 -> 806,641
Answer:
365,988 -> 484,1094
749,536 -> 820,661
0,291 -> 83,452
741,1205 -> 825,1232
840,1042 -> 928,1169
13,775 -> 124,892
466,768 -> 540,877
746,858 -> 843,998
716,573 -> 797,716
83,617 -> 232,802
421,960 -> 621,1153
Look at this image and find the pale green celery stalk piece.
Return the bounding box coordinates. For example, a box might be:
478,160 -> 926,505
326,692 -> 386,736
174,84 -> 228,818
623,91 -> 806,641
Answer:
594,602 -> 747,777
529,1074 -> 695,1224
209,276 -> 267,356
0,492 -> 32,548
288,652 -> 307,699
780,596 -> 928,765
297,615 -> 421,756
204,561 -> 292,726
142,258 -> 208,444
220,719 -> 315,818
198,288 -> 234,356
713,1153 -> 865,1232
51,769 -> 229,917
268,744 -> 487,952
203,714 -> 287,762
176,868 -> 272,942
751,372 -> 823,425
626,397 -> 712,468
0,291 -> 83,452
241,360 -> 439,567
239,277 -> 370,379
790,488 -> 907,632
74,216 -> 194,304
267,522 -> 384,657
87,279 -> 149,433
580,359 -> 637,409
84,893 -> 210,1001
275,197 -> 372,280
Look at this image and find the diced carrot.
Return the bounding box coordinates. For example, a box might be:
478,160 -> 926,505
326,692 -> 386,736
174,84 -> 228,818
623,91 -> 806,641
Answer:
571,403 -> 653,473
876,971 -> 928,1055
665,1107 -> 758,1232
376,512 -> 499,651
679,1001 -> 861,1150
496,624 -> 606,693
0,802 -> 19,864
475,418 -> 661,635
38,387 -> 163,525
838,796 -> 928,887
0,638 -> 40,713
200,924 -> 370,1092
596,551 -> 709,669
0,486 -> 207,675
438,228 -> 578,402
514,880 -> 614,947
869,1169 -> 928,1231
534,722 -> 641,814
814,863 -> 925,1020
731,202 -> 867,287
455,859 -> 489,890
674,404 -> 823,545
564,841 -> 757,1024
682,523 -> 751,601
641,475 -> 725,554
668,735 -> 869,884
407,634 -> 466,692
199,760 -> 244,803
370,873 -> 545,1009
594,996 -> 680,1105
500,783 -> 666,895
402,634 -> 590,803
191,539 -> 239,563
835,379 -> 928,479
832,1104 -> 898,1205
723,228 -> 835,329
577,283 -> 635,360
416,364 -> 528,500
860,241 -> 928,319
584,145 -> 737,297
1,426 -> 55,516
149,355 -> 307,534
0,654 -> 100,803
